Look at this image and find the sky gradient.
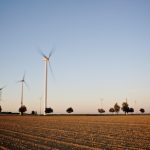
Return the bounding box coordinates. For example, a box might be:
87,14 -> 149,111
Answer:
0,0 -> 150,114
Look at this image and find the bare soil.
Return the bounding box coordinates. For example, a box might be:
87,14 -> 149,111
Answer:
0,115 -> 150,150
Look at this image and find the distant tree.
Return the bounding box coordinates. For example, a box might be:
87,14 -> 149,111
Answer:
0,105 -> 2,112
122,102 -> 129,115
98,108 -> 105,114
19,105 -> 27,115
139,108 -> 145,114
114,103 -> 120,114
45,107 -> 53,114
129,108 -> 134,113
66,107 -> 73,113
109,108 -> 115,114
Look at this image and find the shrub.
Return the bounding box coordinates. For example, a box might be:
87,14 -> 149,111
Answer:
129,108 -> 134,113
98,108 -> 105,113
31,110 -> 37,115
66,107 -> 73,113
109,108 -> 115,113
139,108 -> 145,114
45,107 -> 53,114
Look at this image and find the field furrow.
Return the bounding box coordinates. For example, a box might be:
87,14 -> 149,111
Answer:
0,129 -> 99,150
0,115 -> 150,149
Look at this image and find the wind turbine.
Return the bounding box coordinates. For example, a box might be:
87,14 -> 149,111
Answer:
0,86 -> 5,102
18,73 -> 28,107
40,49 -> 54,115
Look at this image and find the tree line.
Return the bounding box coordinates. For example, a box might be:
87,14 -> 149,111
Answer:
98,102 -> 145,115
0,102 -> 145,115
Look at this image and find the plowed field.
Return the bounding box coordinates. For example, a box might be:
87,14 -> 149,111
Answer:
0,115 -> 150,150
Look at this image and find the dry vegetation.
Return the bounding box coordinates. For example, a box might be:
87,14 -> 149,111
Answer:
0,115 -> 150,150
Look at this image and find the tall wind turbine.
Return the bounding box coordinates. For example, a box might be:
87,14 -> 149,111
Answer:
18,73 -> 27,107
0,86 -> 5,102
40,50 -> 54,115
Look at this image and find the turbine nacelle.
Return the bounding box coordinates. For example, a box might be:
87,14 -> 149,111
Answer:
18,73 -> 28,86
39,48 -> 54,62
42,56 -> 49,61
18,73 -> 26,84
19,79 -> 25,83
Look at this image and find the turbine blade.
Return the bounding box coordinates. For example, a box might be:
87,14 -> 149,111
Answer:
24,80 -> 29,89
49,61 -> 55,80
0,86 -> 6,90
48,48 -> 55,59
17,80 -> 22,83
38,49 -> 47,58
23,72 -> 26,81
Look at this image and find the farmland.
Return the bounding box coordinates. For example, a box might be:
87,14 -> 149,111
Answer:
0,115 -> 150,150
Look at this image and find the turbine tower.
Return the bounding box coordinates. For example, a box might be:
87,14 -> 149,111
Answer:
40,50 -> 54,115
18,73 -> 27,107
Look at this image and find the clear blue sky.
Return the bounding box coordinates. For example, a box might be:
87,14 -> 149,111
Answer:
0,0 -> 150,114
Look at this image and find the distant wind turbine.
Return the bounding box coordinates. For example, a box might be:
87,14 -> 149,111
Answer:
18,73 -> 28,107
39,49 -> 54,115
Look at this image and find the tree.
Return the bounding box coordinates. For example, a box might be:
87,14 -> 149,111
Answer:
114,103 -> 120,114
45,107 -> 53,114
98,108 -> 105,114
19,105 -> 27,115
121,102 -> 129,115
66,107 -> 73,113
139,108 -> 145,114
0,105 -> 2,112
109,108 -> 115,114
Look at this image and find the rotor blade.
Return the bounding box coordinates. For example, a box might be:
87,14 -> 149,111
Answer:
24,80 -> 30,90
48,48 -> 55,59
0,86 -> 6,90
38,49 -> 47,58
48,61 -> 55,80
23,80 -> 30,90
17,80 -> 22,83
23,72 -> 26,81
